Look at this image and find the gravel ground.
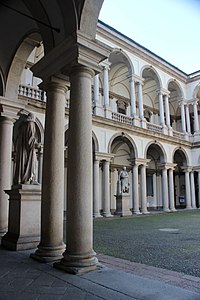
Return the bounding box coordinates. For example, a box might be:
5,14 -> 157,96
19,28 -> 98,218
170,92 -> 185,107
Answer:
93,210 -> 200,277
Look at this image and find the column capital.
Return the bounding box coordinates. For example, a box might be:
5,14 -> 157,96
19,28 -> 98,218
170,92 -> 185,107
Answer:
43,76 -> 69,93
181,166 -> 193,172
99,58 -> 111,70
96,152 -> 114,162
0,97 -> 25,121
158,162 -> 177,170
129,158 -> 150,167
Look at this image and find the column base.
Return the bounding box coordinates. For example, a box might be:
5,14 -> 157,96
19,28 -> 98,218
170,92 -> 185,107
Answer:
133,210 -> 142,215
30,243 -> 65,263
115,195 -> 132,217
163,208 -> 170,212
2,233 -> 40,251
140,118 -> 147,129
141,210 -> 149,214
102,212 -> 113,217
54,250 -> 99,275
93,213 -> 103,218
170,208 -> 177,212
185,206 -> 192,210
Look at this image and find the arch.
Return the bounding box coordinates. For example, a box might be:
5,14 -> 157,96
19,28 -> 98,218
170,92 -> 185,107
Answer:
141,65 -> 162,88
172,147 -> 189,166
167,79 -> 184,99
5,32 -> 42,100
144,140 -> 167,163
0,68 -> 5,96
193,82 -> 200,99
92,131 -> 99,152
108,132 -> 138,158
109,48 -> 134,75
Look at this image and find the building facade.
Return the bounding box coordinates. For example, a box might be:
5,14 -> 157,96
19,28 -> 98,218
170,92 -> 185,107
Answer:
0,0 -> 200,273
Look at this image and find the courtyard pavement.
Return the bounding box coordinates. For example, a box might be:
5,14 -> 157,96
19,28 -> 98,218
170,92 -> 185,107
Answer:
0,245 -> 200,300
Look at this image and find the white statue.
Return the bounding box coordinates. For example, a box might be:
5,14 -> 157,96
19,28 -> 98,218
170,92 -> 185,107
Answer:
13,113 -> 38,185
119,166 -> 129,194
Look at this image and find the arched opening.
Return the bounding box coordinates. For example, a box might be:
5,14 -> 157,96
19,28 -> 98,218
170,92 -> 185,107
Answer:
168,81 -> 184,132
142,67 -> 161,125
146,143 -> 166,210
173,149 -> 187,208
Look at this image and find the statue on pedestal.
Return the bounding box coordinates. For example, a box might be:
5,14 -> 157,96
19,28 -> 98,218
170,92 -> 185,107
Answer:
119,166 -> 129,194
13,113 -> 38,185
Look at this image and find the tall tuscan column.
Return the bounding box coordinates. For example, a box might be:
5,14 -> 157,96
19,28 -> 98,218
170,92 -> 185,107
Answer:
158,91 -> 165,126
0,116 -> 14,235
93,74 -> 99,114
93,158 -> 101,218
193,101 -> 199,133
102,160 -> 112,217
164,94 -> 171,127
132,164 -> 140,214
180,101 -> 186,132
190,171 -> 196,209
129,77 -> 136,117
31,79 -> 66,262
140,164 -> 148,214
185,105 -> 191,133
162,168 -> 170,212
55,66 -> 98,274
168,168 -> 176,211
103,64 -> 110,108
137,82 -> 144,120
185,170 -> 192,209
198,171 -> 200,208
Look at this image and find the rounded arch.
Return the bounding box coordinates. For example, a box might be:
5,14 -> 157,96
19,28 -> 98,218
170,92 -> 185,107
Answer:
141,65 -> 162,88
172,147 -> 189,166
144,140 -> 167,163
92,131 -> 99,152
0,67 -> 5,96
108,132 -> 138,158
6,32 -> 42,100
167,79 -> 184,99
109,48 -> 134,75
193,82 -> 200,99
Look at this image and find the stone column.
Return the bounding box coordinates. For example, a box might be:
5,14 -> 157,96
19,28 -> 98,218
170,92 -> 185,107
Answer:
129,77 -> 136,117
102,160 -> 112,217
162,167 -> 170,212
31,79 -> 67,262
158,91 -> 165,126
103,65 -> 110,108
55,66 -> 98,274
185,104 -> 191,133
185,170 -> 192,209
0,116 -> 14,235
37,145 -> 43,184
93,158 -> 101,218
198,171 -> 200,208
93,74 -> 99,115
168,168 -> 176,211
164,94 -> 170,127
140,164 -> 148,214
190,171 -> 196,209
132,164 -> 140,214
193,100 -> 199,133
137,82 -> 144,120
180,101 -> 186,132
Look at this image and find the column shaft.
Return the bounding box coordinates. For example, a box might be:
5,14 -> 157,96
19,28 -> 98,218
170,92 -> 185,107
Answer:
190,172 -> 196,209
130,78 -> 136,117
193,102 -> 199,132
102,160 -> 112,217
185,171 -> 192,209
55,67 -> 98,274
0,117 -> 13,234
162,168 -> 170,212
93,74 -> 99,107
140,165 -> 148,213
103,67 -> 109,108
132,164 -> 140,214
180,103 -> 186,132
198,171 -> 200,208
164,95 -> 170,127
168,168 -> 176,211
185,105 -> 191,133
93,159 -> 101,217
137,82 -> 144,119
31,81 -> 66,262
158,92 -> 165,126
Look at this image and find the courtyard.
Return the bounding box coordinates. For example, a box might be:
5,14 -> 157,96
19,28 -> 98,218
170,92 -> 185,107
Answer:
93,210 -> 200,277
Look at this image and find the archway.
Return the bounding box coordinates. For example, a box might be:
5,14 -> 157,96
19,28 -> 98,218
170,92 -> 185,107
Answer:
146,142 -> 166,210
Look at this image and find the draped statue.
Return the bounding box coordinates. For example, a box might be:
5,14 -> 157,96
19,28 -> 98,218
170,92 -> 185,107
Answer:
119,166 -> 129,194
13,113 -> 38,185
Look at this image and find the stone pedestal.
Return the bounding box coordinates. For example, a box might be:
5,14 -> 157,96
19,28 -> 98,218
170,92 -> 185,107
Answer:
1,184 -> 41,250
115,194 -> 132,217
